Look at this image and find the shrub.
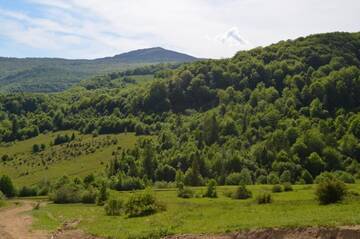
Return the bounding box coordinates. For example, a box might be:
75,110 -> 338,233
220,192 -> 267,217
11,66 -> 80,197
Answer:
301,170 -> 314,184
315,171 -> 355,184
256,175 -> 268,184
153,181 -> 176,189
111,175 -> 145,191
283,183 -> 293,192
37,178 -> 51,196
32,144 -> 41,153
232,185 -> 252,200
225,173 -> 241,185
81,187 -> 98,204
0,175 -> 16,198
105,199 -> 124,216
83,174 -> 95,186
267,173 -> 280,185
50,184 -> 83,203
316,178 -> 347,205
226,171 -> 255,185
96,182 -> 109,206
177,183 -> 194,198
0,191 -> 5,200
223,190 -> 233,198
336,171 -> 355,184
19,186 -> 38,197
256,192 -> 272,204
280,170 -> 292,183
125,190 -> 165,217
272,184 -> 283,193
238,168 -> 253,185
203,179 -> 217,198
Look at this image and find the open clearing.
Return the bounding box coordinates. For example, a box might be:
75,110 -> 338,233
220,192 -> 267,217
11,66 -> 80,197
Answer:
31,184 -> 360,239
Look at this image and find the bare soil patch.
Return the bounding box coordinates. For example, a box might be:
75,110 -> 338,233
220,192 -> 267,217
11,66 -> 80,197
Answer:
0,200 -> 102,239
0,200 -> 48,239
164,226 -> 360,239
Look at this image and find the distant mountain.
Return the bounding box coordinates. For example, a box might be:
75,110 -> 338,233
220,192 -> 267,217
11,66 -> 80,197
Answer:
98,47 -> 198,63
0,47 -> 198,93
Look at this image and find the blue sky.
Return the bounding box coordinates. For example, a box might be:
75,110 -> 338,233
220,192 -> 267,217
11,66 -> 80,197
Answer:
0,0 -> 359,59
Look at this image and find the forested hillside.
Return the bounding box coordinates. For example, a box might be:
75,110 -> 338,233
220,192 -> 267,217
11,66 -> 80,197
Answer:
0,47 -> 197,93
1,32 -> 360,186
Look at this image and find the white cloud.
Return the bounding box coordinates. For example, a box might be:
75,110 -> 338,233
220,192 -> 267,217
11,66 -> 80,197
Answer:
0,0 -> 359,59
215,27 -> 252,47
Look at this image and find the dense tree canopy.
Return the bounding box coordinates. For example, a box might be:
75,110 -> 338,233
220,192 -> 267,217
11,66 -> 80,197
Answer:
1,32 -> 360,185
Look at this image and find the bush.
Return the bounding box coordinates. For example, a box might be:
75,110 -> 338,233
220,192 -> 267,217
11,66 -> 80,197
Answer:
0,175 -> 16,198
283,183 -> 293,192
111,175 -> 145,191
96,183 -> 109,206
105,199 -> 124,216
226,170 -> 255,185
336,171 -> 355,184
316,179 -> 347,205
203,179 -> 217,198
232,185 -> 252,200
238,168 -> 253,185
301,170 -> 313,184
256,192 -> 272,204
256,175 -> 268,184
0,191 -> 5,200
50,184 -> 83,204
125,190 -> 165,217
267,173 -> 280,185
315,171 -> 355,184
153,181 -> 176,189
280,170 -> 291,183
19,186 -> 38,197
81,187 -> 98,204
225,173 -> 242,185
37,179 -> 51,196
177,183 -> 194,198
272,184 -> 283,193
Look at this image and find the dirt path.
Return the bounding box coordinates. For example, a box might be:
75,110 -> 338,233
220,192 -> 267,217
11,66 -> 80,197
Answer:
0,200 -> 48,239
0,200 -> 102,239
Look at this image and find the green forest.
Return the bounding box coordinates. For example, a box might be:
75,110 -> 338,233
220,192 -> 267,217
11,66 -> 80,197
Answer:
1,32 -> 360,188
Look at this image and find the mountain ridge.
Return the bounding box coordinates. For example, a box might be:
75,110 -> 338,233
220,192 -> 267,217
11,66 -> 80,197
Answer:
0,47 -> 198,93
0,47 -> 198,62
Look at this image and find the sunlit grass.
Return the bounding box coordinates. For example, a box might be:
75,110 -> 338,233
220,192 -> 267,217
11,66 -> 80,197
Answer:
0,131 -> 138,186
32,184 -> 360,239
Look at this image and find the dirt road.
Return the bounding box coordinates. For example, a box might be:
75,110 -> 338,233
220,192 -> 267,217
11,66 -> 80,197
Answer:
0,201 -> 101,239
0,201 -> 48,239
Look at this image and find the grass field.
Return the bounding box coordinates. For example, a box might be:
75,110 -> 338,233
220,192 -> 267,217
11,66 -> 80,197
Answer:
0,131 -> 139,186
31,184 -> 360,239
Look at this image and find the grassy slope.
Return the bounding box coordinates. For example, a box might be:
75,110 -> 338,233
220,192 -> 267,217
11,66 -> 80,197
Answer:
0,131 -> 138,186
32,184 -> 360,239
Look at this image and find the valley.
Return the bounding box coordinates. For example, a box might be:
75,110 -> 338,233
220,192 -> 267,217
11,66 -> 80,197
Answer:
0,31 -> 360,239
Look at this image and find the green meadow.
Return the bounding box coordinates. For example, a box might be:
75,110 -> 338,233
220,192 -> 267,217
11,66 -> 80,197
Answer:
32,184 -> 360,239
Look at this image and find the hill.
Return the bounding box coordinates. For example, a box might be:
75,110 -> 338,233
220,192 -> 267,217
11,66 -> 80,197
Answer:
0,32 -> 360,187
98,47 -> 197,63
0,47 -> 197,93
0,131 -> 139,186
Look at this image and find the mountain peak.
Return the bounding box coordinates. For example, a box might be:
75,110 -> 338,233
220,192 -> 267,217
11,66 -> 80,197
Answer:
103,47 -> 198,63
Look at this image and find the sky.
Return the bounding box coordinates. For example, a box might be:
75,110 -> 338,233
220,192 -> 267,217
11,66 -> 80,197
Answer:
0,0 -> 359,59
